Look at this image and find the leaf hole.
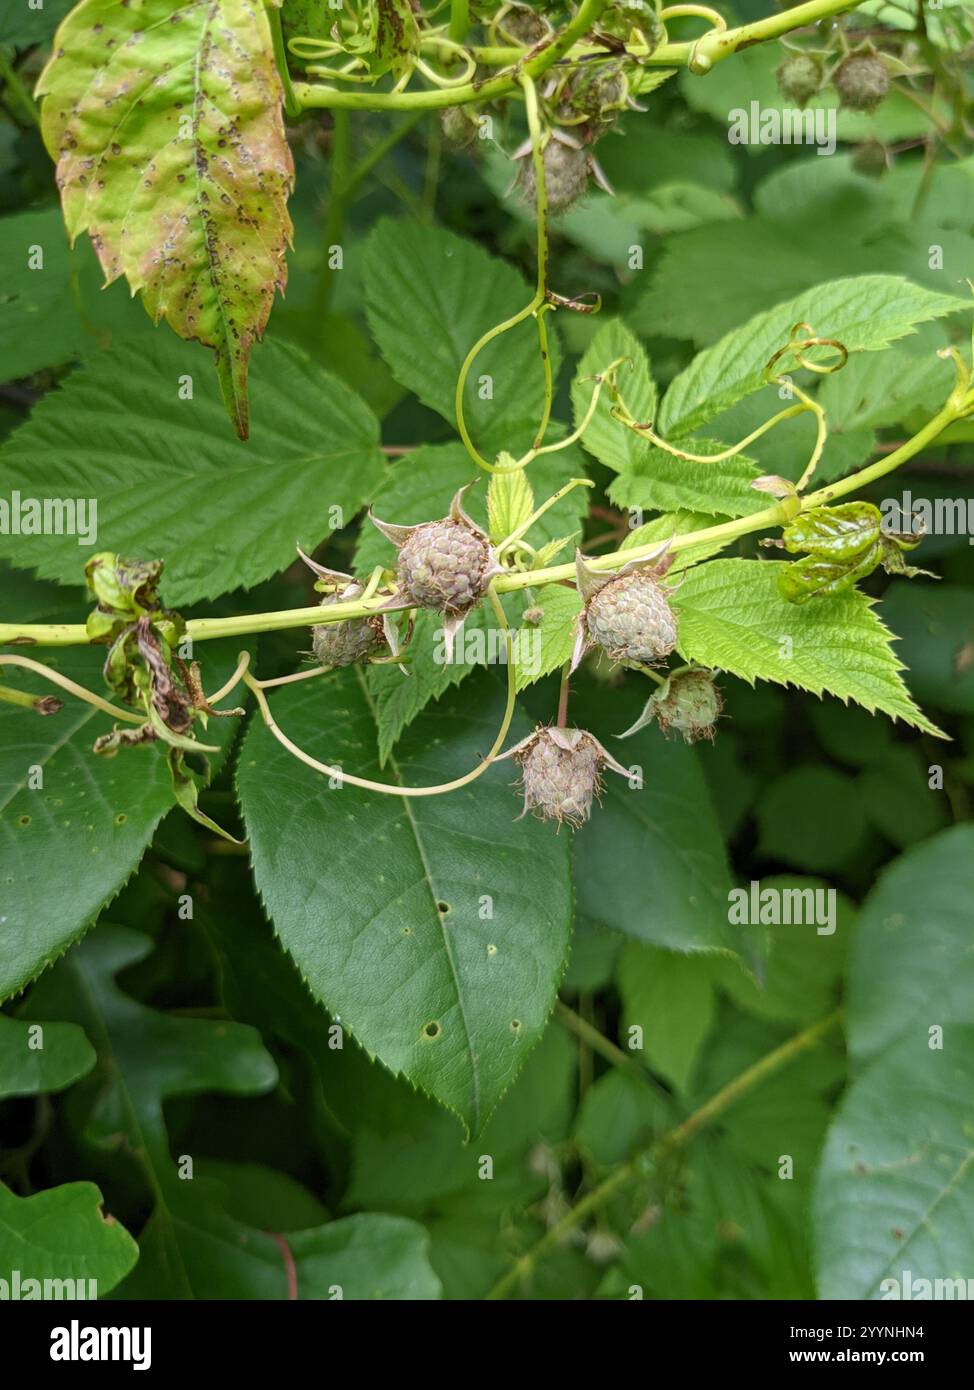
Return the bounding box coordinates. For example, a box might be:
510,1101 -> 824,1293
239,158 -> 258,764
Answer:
17,815 -> 30,827
114,813 -> 127,825
509,1019 -> 522,1034
422,1020 -> 442,1041
436,901 -> 451,916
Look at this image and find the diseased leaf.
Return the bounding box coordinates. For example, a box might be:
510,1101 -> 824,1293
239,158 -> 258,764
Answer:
237,669 -> 573,1136
0,335 -> 383,605
371,0 -> 421,77
672,559 -> 943,736
36,0 -> 294,438
659,276 -> 967,440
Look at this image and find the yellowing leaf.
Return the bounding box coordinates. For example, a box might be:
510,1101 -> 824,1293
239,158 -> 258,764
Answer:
37,0 -> 294,439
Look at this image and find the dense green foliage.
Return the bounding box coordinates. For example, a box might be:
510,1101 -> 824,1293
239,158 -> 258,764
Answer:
0,0 -> 972,1301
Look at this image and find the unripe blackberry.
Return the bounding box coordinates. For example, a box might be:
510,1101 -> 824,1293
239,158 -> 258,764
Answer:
497,725 -> 629,828
500,4 -> 551,45
312,583 -> 386,668
624,666 -> 723,742
441,105 -> 480,149
573,549 -> 677,671
519,137 -> 590,212
833,52 -> 890,112
775,53 -> 824,108
851,138 -> 889,178
296,548 -> 398,669
371,486 -> 503,631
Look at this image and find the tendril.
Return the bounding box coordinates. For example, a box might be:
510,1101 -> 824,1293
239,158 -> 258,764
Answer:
609,326 -> 849,493
242,586 -> 518,797
0,654 -> 146,724
454,73 -> 553,475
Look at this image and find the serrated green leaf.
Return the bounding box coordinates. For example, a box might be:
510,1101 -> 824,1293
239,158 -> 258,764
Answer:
572,319 -> 658,475
36,0 -> 294,438
514,584 -> 581,691
620,508 -> 734,569
0,1012 -> 95,1099
0,596 -> 246,999
0,1180 -> 138,1298
659,276 -> 968,440
362,220 -> 561,459
608,440 -> 764,518
0,335 -> 383,605
237,669 -> 572,1136
671,558 -> 943,736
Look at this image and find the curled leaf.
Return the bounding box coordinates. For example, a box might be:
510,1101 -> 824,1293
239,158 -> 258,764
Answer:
36,0 -> 295,439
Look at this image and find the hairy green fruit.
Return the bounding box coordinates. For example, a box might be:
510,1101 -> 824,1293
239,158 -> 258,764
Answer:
371,487 -> 503,640
621,666 -> 723,743
574,548 -> 678,670
400,521 -> 492,612
312,587 -> 387,668
441,105 -> 481,149
833,52 -> 890,112
297,549 -> 399,669
775,53 -> 824,108
498,4 -> 552,45
520,137 -> 590,212
497,725 -> 629,828
852,138 -> 890,177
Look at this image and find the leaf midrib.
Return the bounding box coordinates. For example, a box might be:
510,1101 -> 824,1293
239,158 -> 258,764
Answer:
353,667 -> 482,1133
